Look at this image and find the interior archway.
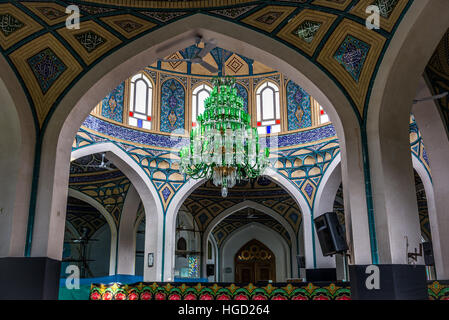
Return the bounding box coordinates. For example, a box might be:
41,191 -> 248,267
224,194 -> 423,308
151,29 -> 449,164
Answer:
32,14 -> 362,270
70,143 -> 162,281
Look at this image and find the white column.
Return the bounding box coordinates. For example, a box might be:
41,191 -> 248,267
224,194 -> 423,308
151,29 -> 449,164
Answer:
117,185 -> 141,275
413,79 -> 449,278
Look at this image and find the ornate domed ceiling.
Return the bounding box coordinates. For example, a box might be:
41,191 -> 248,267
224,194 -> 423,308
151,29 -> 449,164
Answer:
426,28 -> 449,132
212,207 -> 292,247
153,43 -> 275,77
69,153 -> 131,227
183,177 -> 302,242
0,0 -> 414,131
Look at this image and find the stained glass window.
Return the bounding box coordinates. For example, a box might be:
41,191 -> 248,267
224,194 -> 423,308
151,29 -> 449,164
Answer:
188,255 -> 199,278
208,241 -> 212,260
256,81 -> 281,134
319,105 -> 329,124
129,73 -> 153,129
192,84 -> 212,127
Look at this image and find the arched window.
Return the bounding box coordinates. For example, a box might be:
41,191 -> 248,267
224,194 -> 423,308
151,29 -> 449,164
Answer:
177,237 -> 187,251
192,84 -> 212,127
207,241 -> 213,260
256,81 -> 281,134
129,73 -> 153,129
319,105 -> 329,124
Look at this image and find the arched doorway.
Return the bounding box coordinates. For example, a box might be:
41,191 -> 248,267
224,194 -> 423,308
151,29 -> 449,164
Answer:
234,239 -> 276,284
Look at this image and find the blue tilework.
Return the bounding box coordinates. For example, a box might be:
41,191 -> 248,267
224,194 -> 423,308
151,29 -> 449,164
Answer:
286,80 -> 312,131
160,79 -> 185,133
82,115 -> 337,149
101,82 -> 124,123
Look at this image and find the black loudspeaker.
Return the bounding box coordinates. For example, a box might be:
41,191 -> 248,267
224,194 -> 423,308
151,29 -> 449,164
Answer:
422,242 -> 435,266
296,256 -> 305,268
206,264 -> 215,276
314,212 -> 348,256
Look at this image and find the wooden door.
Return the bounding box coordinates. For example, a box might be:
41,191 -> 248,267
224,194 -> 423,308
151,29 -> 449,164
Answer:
234,239 -> 276,283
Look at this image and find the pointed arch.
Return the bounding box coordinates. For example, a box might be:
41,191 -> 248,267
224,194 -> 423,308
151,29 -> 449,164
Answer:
67,188 -> 117,276
32,13 -> 363,282
70,142 -> 163,280
220,222 -> 290,282
365,0 -> 449,264
0,54 -> 36,257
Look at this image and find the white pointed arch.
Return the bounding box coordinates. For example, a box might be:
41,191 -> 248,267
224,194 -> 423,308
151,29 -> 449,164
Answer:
164,167 -> 314,280
201,200 -> 297,279
71,142 -> 163,281
365,0 -> 449,264
412,76 -> 449,278
220,222 -> 290,282
314,154 -> 342,217
67,188 -> 117,276
33,13 -> 365,280
0,54 -> 35,257
191,81 -> 213,126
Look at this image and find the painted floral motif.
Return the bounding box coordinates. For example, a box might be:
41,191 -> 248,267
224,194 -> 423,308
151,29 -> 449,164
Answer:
0,14 -> 24,37
90,281 -> 352,300
101,82 -> 124,123
334,35 -> 371,82
160,79 -> 185,133
235,82 -> 249,113
286,80 -> 312,131
27,48 -> 67,94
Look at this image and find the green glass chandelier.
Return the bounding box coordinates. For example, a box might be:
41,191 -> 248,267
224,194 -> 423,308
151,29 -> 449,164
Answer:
179,76 -> 270,197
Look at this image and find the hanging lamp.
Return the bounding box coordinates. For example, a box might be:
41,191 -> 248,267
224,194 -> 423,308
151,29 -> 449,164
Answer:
179,76 -> 270,197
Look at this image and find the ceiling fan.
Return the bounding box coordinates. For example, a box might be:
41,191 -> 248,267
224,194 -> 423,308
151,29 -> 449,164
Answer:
245,207 -> 257,219
158,37 -> 219,73
413,91 -> 448,104
80,153 -> 114,171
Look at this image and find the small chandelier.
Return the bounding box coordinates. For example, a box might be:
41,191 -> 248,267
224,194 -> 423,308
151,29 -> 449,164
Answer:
179,76 -> 270,197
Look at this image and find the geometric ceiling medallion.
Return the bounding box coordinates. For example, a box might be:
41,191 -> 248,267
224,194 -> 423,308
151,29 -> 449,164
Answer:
226,55 -> 246,74
350,0 -> 408,32
372,0 -> 399,18
35,6 -> 66,21
210,5 -> 258,19
241,6 -> 296,33
114,20 -> 144,34
0,4 -> 43,50
277,9 -> 337,56
140,11 -> 188,23
9,33 -> 83,126
57,21 -> 122,65
255,11 -> 284,25
0,13 -> 24,37
165,52 -> 183,69
101,14 -> 157,39
27,47 -> 67,94
333,35 -> 371,82
75,31 -> 107,54
78,4 -> 116,15
292,20 -> 322,44
317,19 -> 386,115
311,0 -> 353,10
23,2 -> 75,26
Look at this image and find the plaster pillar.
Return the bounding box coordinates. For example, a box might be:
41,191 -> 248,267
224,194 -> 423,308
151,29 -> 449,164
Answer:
413,79 -> 449,279
117,185 -> 141,275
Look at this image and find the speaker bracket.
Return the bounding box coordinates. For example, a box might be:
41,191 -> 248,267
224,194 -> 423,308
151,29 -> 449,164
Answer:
406,236 -> 423,263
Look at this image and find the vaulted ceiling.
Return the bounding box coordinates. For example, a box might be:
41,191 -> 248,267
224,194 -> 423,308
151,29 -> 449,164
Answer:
425,28 -> 449,133
0,0 -> 414,133
69,153 -> 130,227
183,177 -> 302,239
